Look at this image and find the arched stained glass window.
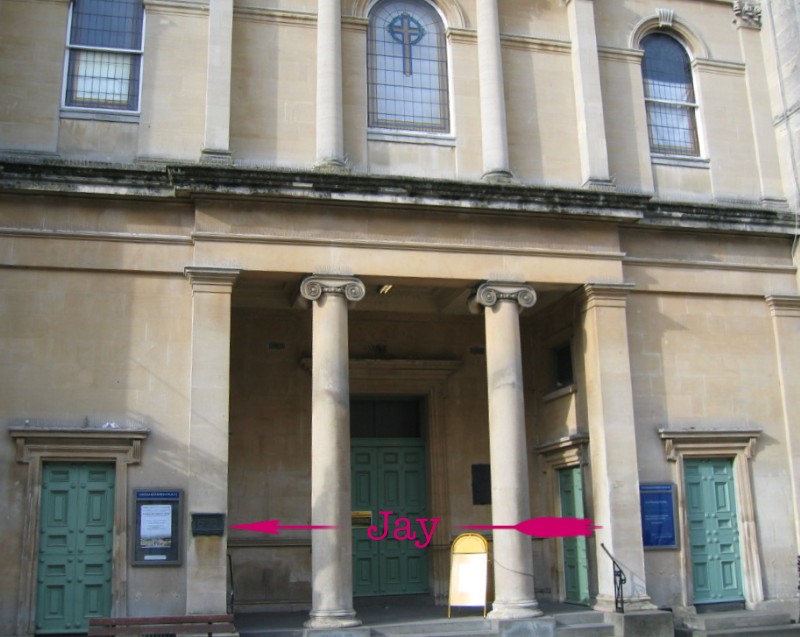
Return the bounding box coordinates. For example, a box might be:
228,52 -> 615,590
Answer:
368,0 -> 449,132
641,33 -> 699,156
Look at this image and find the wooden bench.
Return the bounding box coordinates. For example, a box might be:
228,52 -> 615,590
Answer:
89,615 -> 236,637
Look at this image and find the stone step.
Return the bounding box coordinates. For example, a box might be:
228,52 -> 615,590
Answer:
370,619 -> 494,637
555,611 -> 608,625
555,622 -> 615,637
684,610 -> 793,631
675,624 -> 800,637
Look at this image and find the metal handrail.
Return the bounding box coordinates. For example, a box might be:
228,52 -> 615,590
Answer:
601,543 -> 626,614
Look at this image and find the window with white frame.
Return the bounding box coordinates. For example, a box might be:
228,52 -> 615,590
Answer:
641,33 -> 699,156
367,0 -> 449,133
64,0 -> 144,111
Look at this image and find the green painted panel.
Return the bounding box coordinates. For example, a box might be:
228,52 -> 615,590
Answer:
36,463 -> 114,634
351,440 -> 429,596
684,458 -> 743,604
558,467 -> 590,605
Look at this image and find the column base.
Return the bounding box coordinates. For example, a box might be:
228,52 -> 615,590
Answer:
304,612 -> 362,630
604,610 -> 674,637
200,148 -> 233,165
481,170 -> 516,184
582,177 -> 616,191
488,599 -> 543,619
593,593 -> 657,612
314,158 -> 350,173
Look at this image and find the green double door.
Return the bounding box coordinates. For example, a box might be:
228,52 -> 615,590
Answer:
351,440 -> 429,596
558,467 -> 590,605
685,458 -> 744,605
36,463 -> 115,634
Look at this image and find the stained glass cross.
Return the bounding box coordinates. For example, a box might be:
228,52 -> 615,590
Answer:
388,13 -> 425,76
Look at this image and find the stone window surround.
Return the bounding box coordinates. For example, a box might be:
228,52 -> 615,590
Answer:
658,427 -> 764,610
9,425 -> 149,635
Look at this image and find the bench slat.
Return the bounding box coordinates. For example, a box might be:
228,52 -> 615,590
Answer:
88,615 -> 235,637
90,616 -> 233,626
89,624 -> 235,636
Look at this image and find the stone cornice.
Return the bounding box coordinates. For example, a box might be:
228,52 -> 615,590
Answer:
766,294 -> 800,318
0,158 -> 796,236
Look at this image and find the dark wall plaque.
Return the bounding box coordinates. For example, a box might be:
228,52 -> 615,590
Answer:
191,513 -> 226,536
472,464 -> 492,505
640,483 -> 678,549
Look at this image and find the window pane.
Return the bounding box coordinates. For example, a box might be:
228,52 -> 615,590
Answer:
70,0 -> 144,50
646,101 -> 699,155
66,50 -> 140,109
368,0 -> 449,132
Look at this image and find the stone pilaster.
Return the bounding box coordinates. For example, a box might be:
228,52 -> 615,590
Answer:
315,0 -> 347,171
184,267 -> 239,612
201,0 -> 233,164
470,282 -> 541,618
563,0 -> 614,190
733,4 -> 787,206
301,275 -> 364,629
766,295 -> 800,553
580,283 -> 654,612
476,0 -> 513,182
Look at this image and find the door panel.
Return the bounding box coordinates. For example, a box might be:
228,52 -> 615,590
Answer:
685,458 -> 743,604
559,467 -> 590,605
352,442 -> 429,596
36,463 -> 114,634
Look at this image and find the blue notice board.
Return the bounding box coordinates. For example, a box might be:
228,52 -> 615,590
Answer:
640,483 -> 677,549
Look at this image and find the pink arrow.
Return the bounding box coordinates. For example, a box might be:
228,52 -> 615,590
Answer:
229,519 -> 337,535
458,517 -> 601,538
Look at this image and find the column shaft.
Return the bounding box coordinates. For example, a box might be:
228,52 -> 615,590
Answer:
581,284 -> 653,611
202,0 -> 233,163
316,0 -> 345,169
302,276 -> 364,629
564,0 -> 613,189
473,282 -> 540,619
476,0 -> 511,180
185,267 -> 239,613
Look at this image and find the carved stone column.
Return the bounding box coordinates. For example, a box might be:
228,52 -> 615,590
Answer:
315,0 -> 346,170
470,282 -> 541,618
476,0 -> 512,181
184,267 -> 239,612
301,275 -> 365,629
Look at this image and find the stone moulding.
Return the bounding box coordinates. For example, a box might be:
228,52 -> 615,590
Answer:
0,158 -> 796,236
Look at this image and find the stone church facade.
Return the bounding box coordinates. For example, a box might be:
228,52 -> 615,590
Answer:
1,0 -> 799,635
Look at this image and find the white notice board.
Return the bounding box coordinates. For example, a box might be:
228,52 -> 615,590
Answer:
448,533 -> 489,617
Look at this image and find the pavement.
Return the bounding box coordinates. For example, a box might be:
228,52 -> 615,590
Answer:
235,597 -> 590,634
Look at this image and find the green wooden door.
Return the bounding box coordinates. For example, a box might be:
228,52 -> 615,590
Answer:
352,441 -> 429,596
685,458 -> 744,605
36,463 -> 115,634
558,467 -> 590,605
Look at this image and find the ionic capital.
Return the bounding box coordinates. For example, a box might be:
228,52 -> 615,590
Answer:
300,275 -> 366,304
469,281 -> 537,314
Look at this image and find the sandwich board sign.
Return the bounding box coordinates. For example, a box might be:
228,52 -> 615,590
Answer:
448,533 -> 489,618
